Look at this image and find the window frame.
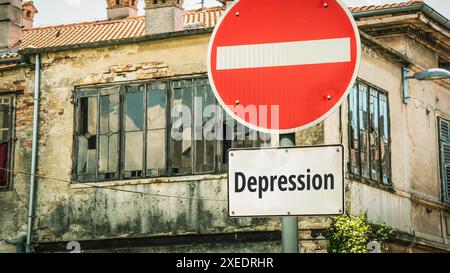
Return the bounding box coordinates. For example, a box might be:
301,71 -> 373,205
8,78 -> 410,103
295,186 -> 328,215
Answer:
347,79 -> 392,185
0,95 -> 15,191
73,75 -> 261,183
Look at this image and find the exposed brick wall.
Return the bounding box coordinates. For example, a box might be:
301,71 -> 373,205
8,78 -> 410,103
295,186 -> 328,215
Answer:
15,94 -> 34,151
0,80 -> 25,93
80,61 -> 171,85
296,122 -> 324,146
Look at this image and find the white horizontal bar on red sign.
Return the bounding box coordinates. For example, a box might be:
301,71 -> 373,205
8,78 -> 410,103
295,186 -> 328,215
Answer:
216,37 -> 351,70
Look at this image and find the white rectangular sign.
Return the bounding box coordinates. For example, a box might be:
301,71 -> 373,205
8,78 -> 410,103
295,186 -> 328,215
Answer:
228,145 -> 344,217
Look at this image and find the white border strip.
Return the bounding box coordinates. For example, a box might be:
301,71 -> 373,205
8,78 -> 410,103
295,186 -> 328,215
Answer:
217,38 -> 351,70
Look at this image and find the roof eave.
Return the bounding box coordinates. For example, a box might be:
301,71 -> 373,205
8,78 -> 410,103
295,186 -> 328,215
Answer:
359,31 -> 414,67
0,57 -> 22,64
352,2 -> 450,30
19,27 -> 214,55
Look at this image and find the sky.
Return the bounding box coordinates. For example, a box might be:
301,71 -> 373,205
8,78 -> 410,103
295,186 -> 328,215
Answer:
32,0 -> 449,27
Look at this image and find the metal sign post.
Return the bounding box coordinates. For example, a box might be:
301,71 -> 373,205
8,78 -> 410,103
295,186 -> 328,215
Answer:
280,133 -> 299,253
216,0 -> 359,255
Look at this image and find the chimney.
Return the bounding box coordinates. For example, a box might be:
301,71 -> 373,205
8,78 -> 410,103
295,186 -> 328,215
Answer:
144,0 -> 184,35
22,1 -> 37,29
0,0 -> 23,49
106,0 -> 139,20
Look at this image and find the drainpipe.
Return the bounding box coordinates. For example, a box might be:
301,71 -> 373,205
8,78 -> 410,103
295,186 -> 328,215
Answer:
26,54 -> 40,253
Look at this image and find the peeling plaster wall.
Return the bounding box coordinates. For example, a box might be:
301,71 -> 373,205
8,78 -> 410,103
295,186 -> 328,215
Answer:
378,35 -> 439,69
18,34 -> 284,251
325,40 -> 450,248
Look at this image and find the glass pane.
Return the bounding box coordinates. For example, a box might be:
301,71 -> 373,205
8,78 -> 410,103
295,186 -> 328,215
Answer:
147,83 -> 167,130
124,85 -> 145,178
379,94 -> 390,184
349,85 -> 360,175
124,131 -> 144,177
170,80 -> 193,175
147,129 -> 166,176
194,82 -> 216,173
99,134 -> 118,177
98,90 -> 120,179
125,86 -> 145,131
359,83 -> 370,179
0,104 -> 10,143
369,88 -> 380,182
146,82 -> 167,177
99,90 -> 119,134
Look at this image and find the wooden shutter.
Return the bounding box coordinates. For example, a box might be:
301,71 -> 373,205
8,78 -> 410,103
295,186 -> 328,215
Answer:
439,118 -> 450,203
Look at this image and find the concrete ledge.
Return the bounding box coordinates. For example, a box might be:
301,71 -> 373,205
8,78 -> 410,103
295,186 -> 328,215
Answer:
390,232 -> 450,252
33,231 -> 281,253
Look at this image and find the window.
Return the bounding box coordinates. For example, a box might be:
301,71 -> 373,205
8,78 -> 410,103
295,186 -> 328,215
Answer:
348,81 -> 391,184
0,97 -> 13,189
75,77 -> 269,182
438,118 -> 450,203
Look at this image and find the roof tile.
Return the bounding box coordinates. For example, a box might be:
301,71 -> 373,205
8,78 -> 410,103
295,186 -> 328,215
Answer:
19,1 -> 425,50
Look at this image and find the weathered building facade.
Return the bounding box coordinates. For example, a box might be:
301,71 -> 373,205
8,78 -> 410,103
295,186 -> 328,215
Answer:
0,0 -> 449,253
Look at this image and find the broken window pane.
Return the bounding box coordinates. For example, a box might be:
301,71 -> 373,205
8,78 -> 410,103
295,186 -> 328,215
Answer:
348,81 -> 391,184
349,85 -> 360,175
194,80 -> 216,173
379,94 -> 390,184
220,111 -> 268,171
369,88 -> 380,182
146,82 -> 167,177
77,95 -> 98,180
359,83 -> 370,179
124,85 -> 145,178
75,77 -> 263,182
170,80 -> 193,175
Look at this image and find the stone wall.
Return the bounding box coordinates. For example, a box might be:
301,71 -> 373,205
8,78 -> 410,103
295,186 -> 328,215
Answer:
0,65 -> 33,252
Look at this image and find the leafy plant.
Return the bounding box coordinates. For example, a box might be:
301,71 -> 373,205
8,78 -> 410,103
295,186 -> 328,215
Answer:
326,212 -> 394,253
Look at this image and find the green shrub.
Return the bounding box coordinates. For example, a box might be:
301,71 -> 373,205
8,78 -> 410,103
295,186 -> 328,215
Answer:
326,212 -> 394,253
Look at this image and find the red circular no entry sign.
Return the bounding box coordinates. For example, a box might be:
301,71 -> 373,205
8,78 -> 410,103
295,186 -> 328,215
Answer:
207,0 -> 361,133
